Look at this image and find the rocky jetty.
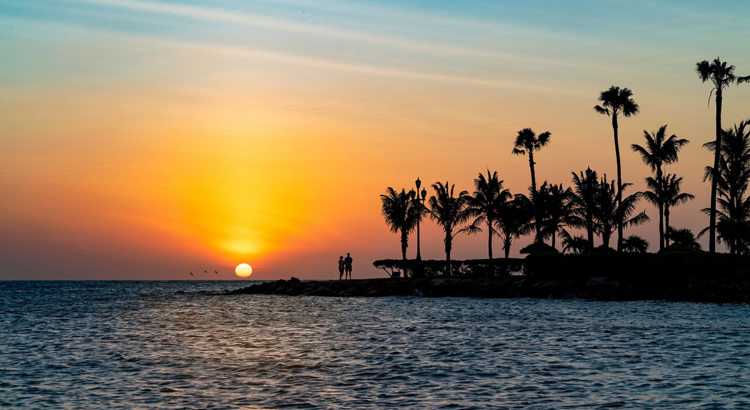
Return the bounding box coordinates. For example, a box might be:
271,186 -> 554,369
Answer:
224,275 -> 750,303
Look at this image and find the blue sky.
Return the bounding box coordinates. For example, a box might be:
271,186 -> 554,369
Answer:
4,0 -> 749,91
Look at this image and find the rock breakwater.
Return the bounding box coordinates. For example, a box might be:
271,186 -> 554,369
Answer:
224,275 -> 750,303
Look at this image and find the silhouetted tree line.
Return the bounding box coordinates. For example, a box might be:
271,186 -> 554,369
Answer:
381,58 -> 750,270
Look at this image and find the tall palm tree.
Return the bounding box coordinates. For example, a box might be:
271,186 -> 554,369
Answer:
427,182 -> 473,265
595,86 -> 639,251
704,120 -> 750,222
467,171 -> 512,259
632,125 -> 689,250
380,187 -> 423,261
593,176 -> 650,249
696,58 -> 750,252
494,194 -> 534,259
703,121 -> 750,253
570,168 -> 599,250
537,182 -> 577,250
512,128 -> 551,243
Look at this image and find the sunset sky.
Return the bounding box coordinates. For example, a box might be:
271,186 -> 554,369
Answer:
2,0 -> 750,280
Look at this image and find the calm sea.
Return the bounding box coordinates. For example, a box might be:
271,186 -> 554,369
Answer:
1,281 -> 749,409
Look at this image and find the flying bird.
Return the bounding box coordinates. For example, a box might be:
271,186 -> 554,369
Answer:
190,272 -> 193,276
204,270 -> 208,274
215,270 -> 219,274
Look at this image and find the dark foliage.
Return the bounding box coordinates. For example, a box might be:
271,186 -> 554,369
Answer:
519,241 -> 559,255
524,252 -> 748,281
373,258 -> 525,278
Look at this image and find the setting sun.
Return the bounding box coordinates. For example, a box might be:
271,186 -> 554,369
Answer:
235,263 -> 253,278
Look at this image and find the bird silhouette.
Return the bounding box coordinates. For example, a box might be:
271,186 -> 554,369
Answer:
204,270 -> 208,274
190,272 -> 193,276
215,270 -> 218,274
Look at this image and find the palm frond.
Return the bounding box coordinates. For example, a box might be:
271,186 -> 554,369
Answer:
594,105 -> 609,115
626,210 -> 650,227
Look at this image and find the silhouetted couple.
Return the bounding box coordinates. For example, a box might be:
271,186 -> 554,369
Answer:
338,253 -> 353,280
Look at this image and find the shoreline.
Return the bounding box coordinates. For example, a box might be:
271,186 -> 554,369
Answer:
224,276 -> 750,303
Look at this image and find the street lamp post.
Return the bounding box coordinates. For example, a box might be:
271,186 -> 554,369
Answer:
414,178 -> 427,261
581,167 -> 599,249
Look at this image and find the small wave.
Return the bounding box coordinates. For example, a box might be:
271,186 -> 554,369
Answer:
2,281 -> 750,408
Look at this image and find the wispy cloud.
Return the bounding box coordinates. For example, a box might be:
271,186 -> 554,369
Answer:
66,0 -> 593,70
188,41 -> 583,95
0,13 -> 582,95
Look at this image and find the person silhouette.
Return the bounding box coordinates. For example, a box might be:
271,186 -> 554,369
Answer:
338,256 -> 345,280
344,253 -> 353,280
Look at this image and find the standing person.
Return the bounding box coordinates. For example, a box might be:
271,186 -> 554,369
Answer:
344,253 -> 353,280
337,256 -> 345,280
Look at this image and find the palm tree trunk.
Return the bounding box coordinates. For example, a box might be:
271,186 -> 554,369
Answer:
709,89 -> 722,253
504,237 -> 511,259
529,152 -> 541,243
603,231 -> 611,249
612,114 -> 624,252
657,168 -> 664,251
731,192 -> 738,255
401,229 -> 408,260
664,205 -> 670,248
658,202 -> 664,250
445,232 -> 452,275
488,225 -> 493,260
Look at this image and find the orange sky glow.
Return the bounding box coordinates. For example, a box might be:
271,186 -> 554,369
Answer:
1,0 -> 749,279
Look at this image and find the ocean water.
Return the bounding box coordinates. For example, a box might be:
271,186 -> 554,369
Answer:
1,281 -> 749,409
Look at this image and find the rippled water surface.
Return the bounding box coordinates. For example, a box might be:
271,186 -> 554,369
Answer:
2,281 -> 750,409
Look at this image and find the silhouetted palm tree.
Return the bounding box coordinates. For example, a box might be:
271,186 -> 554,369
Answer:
593,176 -> 649,249
704,121 -> 750,221
467,171 -> 512,259
643,174 -> 694,248
703,121 -> 750,252
495,194 -> 534,259
632,125 -> 689,250
428,182 -> 473,265
702,183 -> 750,251
512,128 -> 551,243
380,187 -> 423,261
570,168 -> 599,249
621,235 -> 649,253
696,58 -> 750,252
595,86 -> 639,251
561,234 -> 589,255
665,227 -> 701,251
661,174 -> 694,248
717,218 -> 750,255
537,182 -> 577,250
